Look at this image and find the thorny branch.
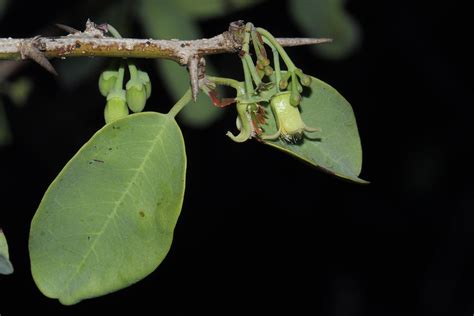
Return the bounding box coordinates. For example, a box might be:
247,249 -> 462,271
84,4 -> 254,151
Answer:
0,20 -> 332,100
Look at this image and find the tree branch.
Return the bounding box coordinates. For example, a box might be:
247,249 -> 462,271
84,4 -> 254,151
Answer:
0,20 -> 331,66
0,20 -> 332,95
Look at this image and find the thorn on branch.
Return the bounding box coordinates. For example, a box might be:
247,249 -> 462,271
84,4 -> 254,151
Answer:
187,55 -> 200,102
55,24 -> 80,35
277,37 -> 333,47
19,36 -> 58,76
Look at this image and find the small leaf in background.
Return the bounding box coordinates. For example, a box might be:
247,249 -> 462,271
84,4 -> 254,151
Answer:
29,112 -> 186,305
290,0 -> 361,59
0,0 -> 8,19
57,58 -> 104,90
0,101 -> 12,146
159,60 -> 224,127
262,75 -> 366,183
5,77 -> 33,107
0,229 -> 14,275
173,0 -> 262,18
138,0 -> 223,128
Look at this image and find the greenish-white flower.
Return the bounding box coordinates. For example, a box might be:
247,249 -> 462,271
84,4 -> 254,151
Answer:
263,91 -> 320,142
104,89 -> 129,124
98,70 -> 118,97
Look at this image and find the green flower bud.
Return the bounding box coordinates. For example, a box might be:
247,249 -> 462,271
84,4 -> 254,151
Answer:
300,74 -> 312,87
261,57 -> 271,67
138,70 -> 152,99
125,79 -> 147,113
294,68 -> 311,87
264,65 -> 273,77
263,91 -> 320,143
104,89 -> 128,124
98,70 -> 118,97
279,79 -> 288,90
290,89 -> 301,106
295,79 -> 303,93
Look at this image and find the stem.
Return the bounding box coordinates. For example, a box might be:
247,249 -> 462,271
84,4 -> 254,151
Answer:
127,61 -> 138,80
106,24 -> 122,39
241,23 -> 253,55
243,54 -> 261,86
251,29 -> 264,60
240,23 -> 255,96
242,58 -> 253,96
1,33 -> 329,62
263,37 -> 281,92
114,62 -> 125,91
256,27 -> 296,71
168,88 -> 193,118
207,76 -> 242,91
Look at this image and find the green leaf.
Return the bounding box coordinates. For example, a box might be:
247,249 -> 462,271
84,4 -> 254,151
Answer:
29,112 -> 187,305
138,0 -> 223,128
290,0 -> 361,59
0,229 -> 14,275
262,75 -> 367,183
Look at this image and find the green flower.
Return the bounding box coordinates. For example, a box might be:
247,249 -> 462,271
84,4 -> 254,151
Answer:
125,79 -> 147,113
104,89 -> 129,124
138,70 -> 152,99
263,91 -> 320,142
98,70 -> 118,97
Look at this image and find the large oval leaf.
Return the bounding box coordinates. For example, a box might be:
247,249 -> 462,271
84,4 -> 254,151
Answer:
29,112 -> 186,305
0,229 -> 14,275
262,76 -> 367,183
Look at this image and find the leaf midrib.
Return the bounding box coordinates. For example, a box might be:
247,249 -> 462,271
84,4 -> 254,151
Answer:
61,117 -> 171,298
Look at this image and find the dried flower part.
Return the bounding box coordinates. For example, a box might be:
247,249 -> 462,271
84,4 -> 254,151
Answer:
227,102 -> 265,143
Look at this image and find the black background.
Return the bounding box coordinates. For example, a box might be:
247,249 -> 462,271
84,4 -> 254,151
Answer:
1,0 -> 473,315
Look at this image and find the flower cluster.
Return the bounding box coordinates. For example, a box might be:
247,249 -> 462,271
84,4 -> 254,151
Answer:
223,24 -> 320,143
98,62 -> 151,124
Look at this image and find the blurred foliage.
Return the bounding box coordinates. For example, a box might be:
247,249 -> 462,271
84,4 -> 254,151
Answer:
0,100 -> 11,146
4,77 -> 33,107
0,0 -> 8,145
138,0 -> 231,128
0,77 -> 34,145
0,229 -> 14,275
290,0 -> 360,59
173,0 -> 263,18
0,0 -> 8,19
57,0 -> 131,90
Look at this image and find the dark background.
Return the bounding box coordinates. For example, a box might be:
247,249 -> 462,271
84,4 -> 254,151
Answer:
1,0 -> 473,315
